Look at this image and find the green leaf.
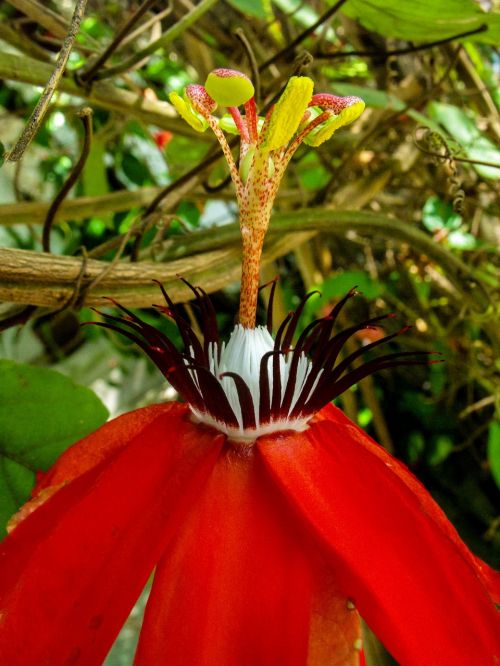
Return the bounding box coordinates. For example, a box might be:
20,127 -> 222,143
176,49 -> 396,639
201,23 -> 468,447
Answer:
319,271 -> 383,300
227,0 -> 269,18
406,109 -> 445,136
303,271 -> 383,324
357,407 -> 373,428
429,359 -> 446,397
487,421 -> 500,491
464,43 -> 500,106
422,196 -> 460,233
427,435 -> 454,466
298,153 -> 330,189
342,0 -> 499,45
447,230 -> 477,250
82,136 -> 112,224
407,431 -> 425,465
422,196 -> 477,250
0,458 -> 35,539
273,0 -> 337,42
427,102 -> 500,180
0,360 -> 108,536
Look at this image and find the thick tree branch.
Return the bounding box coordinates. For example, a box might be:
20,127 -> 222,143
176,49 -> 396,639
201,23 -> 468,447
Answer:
0,51 -> 209,139
0,232 -> 314,308
0,210 -> 491,313
0,187 -> 305,226
5,0 -> 69,40
0,188 -> 162,226
152,209 -> 492,312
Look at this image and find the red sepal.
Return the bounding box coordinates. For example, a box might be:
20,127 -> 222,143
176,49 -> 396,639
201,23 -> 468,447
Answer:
135,447 -> 361,666
258,403 -> 500,666
0,404 -> 222,665
36,403 -> 170,492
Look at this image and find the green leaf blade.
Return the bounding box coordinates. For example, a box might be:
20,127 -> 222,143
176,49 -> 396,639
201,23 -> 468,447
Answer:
487,421 -> 500,491
0,360 -> 109,536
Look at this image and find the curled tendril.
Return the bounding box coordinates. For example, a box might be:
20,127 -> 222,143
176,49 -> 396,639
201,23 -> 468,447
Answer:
414,126 -> 465,214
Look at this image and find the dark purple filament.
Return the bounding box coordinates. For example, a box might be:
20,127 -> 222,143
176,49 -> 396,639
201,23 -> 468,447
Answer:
90,282 -> 439,432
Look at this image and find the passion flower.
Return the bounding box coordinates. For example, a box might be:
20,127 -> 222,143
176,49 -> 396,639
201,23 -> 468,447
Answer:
0,68 -> 499,666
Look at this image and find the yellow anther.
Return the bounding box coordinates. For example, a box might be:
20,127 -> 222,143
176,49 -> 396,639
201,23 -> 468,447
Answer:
169,91 -> 208,132
261,76 -> 314,151
304,100 -> 365,146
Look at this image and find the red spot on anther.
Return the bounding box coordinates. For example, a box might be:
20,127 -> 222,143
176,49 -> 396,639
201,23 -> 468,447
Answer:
185,84 -> 217,114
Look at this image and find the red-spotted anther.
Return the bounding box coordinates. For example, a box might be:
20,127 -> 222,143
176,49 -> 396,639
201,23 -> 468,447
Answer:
303,94 -> 366,147
310,93 -> 363,114
185,84 -> 217,115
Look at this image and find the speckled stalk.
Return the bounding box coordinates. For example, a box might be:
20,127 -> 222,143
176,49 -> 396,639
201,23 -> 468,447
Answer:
238,150 -> 277,328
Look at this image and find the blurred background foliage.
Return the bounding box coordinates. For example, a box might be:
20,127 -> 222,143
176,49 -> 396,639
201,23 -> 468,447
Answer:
0,0 -> 499,662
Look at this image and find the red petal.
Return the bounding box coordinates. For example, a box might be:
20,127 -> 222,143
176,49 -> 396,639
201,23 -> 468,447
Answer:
0,404 -> 222,665
36,403 -> 171,492
8,404 -> 172,532
6,404 -> 178,563
307,560 -> 362,665
135,448 -> 361,666
258,404 -> 500,666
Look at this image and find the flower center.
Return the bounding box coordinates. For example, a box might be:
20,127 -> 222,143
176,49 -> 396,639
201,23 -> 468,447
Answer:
189,325 -> 317,443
